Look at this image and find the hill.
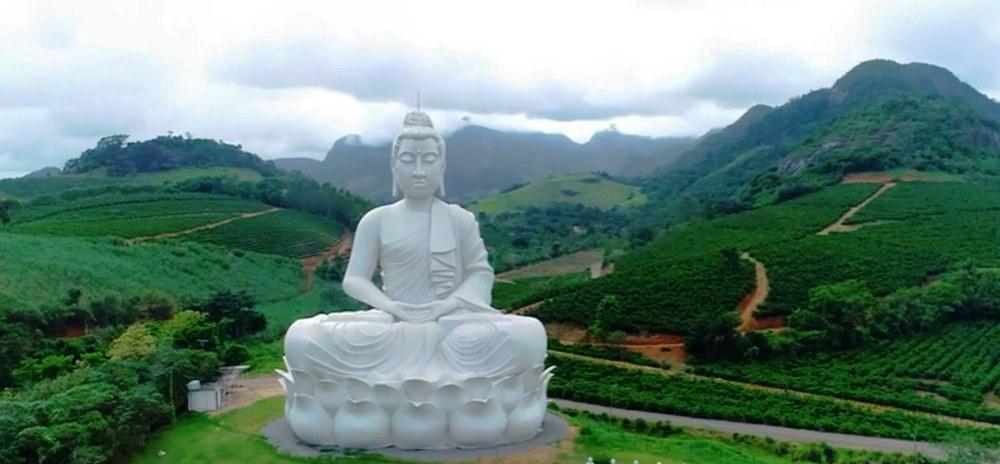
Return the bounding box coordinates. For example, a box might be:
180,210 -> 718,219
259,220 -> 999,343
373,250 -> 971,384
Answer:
275,125 -> 695,202
468,173 -> 647,215
534,178 -> 1000,334
63,134 -> 280,177
648,60 -> 1000,215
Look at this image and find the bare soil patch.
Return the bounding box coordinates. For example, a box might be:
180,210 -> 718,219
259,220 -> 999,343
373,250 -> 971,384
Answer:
985,393 -> 1000,409
498,250 -> 604,280
300,230 -> 353,292
818,182 -> 896,235
737,253 -> 771,332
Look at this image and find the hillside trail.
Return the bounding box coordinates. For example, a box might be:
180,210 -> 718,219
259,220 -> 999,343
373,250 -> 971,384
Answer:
817,182 -> 896,235
551,351 -> 1000,430
737,252 -> 777,332
126,207 -> 281,244
301,230 -> 354,293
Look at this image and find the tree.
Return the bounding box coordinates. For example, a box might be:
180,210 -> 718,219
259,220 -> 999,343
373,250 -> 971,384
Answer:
588,295 -> 624,340
161,310 -> 218,351
789,280 -> 882,349
107,324 -> 156,360
194,290 -> 266,339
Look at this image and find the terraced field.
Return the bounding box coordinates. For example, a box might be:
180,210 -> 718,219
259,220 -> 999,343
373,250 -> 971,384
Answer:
7,193 -> 267,238
695,321 -> 1000,424
185,209 -> 342,258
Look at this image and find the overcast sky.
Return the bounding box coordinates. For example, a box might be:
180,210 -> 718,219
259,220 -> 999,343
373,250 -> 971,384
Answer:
1,0 -> 999,179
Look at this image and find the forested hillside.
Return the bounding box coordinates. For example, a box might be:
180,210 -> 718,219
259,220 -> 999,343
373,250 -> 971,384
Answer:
646,60 -> 1000,216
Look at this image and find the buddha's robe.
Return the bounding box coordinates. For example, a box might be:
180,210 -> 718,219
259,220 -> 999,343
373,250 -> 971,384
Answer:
285,200 -> 546,382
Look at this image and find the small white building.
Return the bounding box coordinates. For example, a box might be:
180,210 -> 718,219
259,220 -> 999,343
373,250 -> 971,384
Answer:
186,380 -> 223,412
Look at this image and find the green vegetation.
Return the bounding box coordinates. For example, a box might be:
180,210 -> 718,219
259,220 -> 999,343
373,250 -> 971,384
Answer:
695,321 -> 1000,424
186,209 -> 342,258
480,203 -> 631,273
0,232 -> 302,311
6,193 -> 268,238
0,292 -> 271,464
492,271 -> 588,310
469,173 -> 647,215
64,134 -> 280,177
549,354 -> 1000,446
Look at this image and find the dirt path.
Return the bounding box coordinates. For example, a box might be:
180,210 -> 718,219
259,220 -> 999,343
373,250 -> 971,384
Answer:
817,182 -> 896,235
300,230 -> 354,293
737,252 -> 770,332
553,351 -> 999,430
552,399 -> 948,460
126,207 -> 281,244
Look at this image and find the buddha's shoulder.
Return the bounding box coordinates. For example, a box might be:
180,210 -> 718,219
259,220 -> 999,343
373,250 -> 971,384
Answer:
442,202 -> 478,228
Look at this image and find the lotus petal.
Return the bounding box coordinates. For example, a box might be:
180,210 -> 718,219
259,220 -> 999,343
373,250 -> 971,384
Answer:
492,375 -> 523,412
288,394 -> 336,445
519,365 -> 545,391
505,389 -> 545,442
428,383 -> 465,414
450,398 -> 506,448
402,379 -> 434,403
462,376 -> 492,401
344,378 -> 372,401
392,402 -> 447,449
315,380 -> 349,415
334,400 -> 390,448
373,383 -> 405,414
290,368 -> 316,395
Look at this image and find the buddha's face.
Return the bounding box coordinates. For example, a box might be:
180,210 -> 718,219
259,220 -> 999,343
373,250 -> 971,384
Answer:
393,137 -> 443,199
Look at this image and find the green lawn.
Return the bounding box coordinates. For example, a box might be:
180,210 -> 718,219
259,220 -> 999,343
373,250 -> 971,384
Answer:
469,173 -> 647,215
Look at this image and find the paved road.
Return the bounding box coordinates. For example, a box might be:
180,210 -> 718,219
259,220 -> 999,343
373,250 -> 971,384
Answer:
552,399 -> 949,460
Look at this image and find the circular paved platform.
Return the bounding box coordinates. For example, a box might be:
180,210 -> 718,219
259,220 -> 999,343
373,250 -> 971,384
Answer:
261,412 -> 570,462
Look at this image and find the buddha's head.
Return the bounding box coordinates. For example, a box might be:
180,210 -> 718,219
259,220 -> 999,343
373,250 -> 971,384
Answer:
391,111 -> 446,199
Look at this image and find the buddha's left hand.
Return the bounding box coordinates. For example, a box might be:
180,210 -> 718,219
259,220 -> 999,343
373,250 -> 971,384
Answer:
398,297 -> 461,323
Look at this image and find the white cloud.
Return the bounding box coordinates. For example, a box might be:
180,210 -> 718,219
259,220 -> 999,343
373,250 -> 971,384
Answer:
0,0 -> 997,175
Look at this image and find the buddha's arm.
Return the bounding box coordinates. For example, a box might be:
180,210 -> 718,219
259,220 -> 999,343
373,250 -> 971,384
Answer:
450,211 -> 497,312
342,210 -> 396,311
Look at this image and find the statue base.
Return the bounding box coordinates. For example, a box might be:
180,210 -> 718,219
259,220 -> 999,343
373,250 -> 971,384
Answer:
261,411 -> 570,462
278,362 -> 554,449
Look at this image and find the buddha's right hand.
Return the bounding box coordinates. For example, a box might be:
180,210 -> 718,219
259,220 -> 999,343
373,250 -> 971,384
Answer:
383,301 -> 435,323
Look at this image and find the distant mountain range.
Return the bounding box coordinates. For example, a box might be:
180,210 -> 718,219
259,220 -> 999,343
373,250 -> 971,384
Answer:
275,126 -> 696,203
647,59 -> 1000,213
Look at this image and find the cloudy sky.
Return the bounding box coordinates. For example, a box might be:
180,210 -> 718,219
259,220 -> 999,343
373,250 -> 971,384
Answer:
1,0 -> 998,179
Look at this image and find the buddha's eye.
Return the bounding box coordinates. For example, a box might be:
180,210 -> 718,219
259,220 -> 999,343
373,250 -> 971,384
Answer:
398,152 -> 416,163
421,153 -> 439,164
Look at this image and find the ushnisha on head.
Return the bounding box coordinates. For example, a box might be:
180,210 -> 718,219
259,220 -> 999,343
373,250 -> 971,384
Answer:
391,111 -> 447,198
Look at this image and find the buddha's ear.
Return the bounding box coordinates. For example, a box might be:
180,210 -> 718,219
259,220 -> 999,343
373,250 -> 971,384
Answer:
392,172 -> 400,197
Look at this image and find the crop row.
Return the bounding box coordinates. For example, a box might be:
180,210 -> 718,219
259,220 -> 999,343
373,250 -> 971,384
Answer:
186,209 -> 341,258
548,354 -> 1000,446
694,321 -> 1000,424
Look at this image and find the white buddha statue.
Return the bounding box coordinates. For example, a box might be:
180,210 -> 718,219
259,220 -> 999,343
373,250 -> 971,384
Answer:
279,111 -> 551,450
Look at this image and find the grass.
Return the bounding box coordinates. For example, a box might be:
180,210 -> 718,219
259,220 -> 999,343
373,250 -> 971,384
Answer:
0,232 -> 302,311
130,396 -> 397,464
469,173 -> 647,215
